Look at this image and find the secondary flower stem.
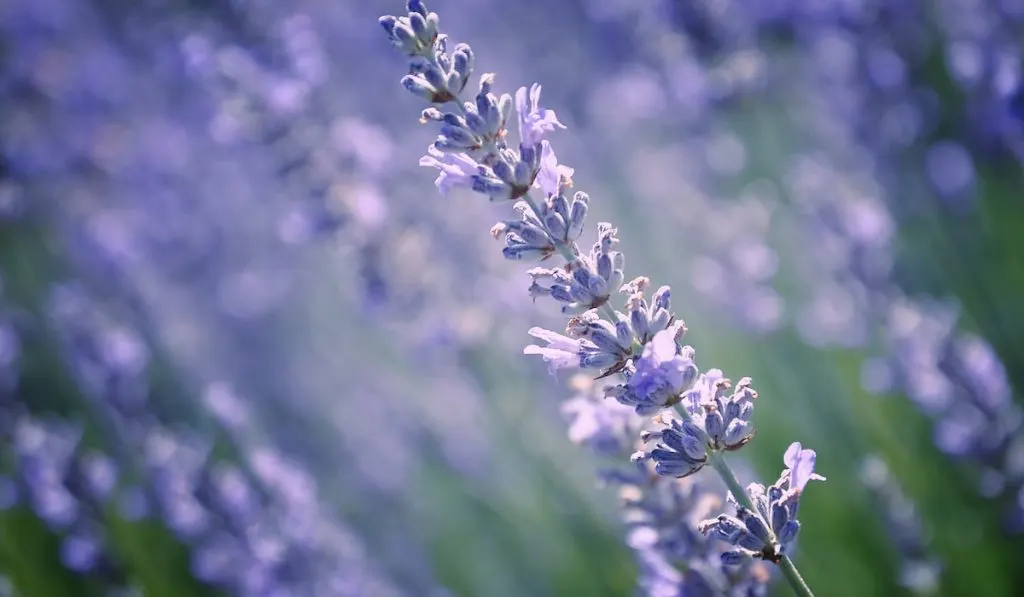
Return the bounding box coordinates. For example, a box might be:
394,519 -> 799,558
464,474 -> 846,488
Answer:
706,449 -> 756,512
778,555 -> 816,597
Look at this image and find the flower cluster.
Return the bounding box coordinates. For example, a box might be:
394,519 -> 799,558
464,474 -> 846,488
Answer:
10,415 -> 127,584
562,374 -> 771,596
699,443 -> 824,563
378,2 -> 824,593
629,365 -> 758,480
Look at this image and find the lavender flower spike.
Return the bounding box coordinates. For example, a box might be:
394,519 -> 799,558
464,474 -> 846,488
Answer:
378,3 -> 820,594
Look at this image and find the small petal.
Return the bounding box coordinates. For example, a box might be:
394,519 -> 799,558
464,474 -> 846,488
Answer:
777,520 -> 801,545
515,84 -> 566,147
523,327 -> 585,373
534,141 -> 573,197
419,147 -> 479,195
784,442 -> 825,492
721,550 -> 750,566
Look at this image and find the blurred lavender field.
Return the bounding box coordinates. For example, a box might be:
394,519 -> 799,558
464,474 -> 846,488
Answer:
2,0 -> 1024,595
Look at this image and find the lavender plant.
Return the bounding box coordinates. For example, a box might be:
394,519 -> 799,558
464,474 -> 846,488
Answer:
1,273 -> 432,596
6,414 -> 128,589
862,299 -> 1024,530
377,2 -> 825,594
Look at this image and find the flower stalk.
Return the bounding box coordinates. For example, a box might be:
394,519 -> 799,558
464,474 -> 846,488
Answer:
378,3 -> 825,594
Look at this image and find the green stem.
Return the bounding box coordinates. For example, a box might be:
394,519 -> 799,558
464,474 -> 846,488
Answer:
706,450 -> 756,512
778,555 -> 816,597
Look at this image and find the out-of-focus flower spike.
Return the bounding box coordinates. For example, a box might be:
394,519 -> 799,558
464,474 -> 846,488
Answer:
861,456 -> 942,594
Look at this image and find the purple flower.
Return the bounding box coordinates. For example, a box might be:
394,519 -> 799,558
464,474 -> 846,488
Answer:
418,146 -> 480,195
515,83 -> 565,148
534,141 -> 573,197
641,416 -> 709,478
524,322 -> 628,372
523,327 -> 584,372
783,442 -> 825,493
622,324 -> 697,415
